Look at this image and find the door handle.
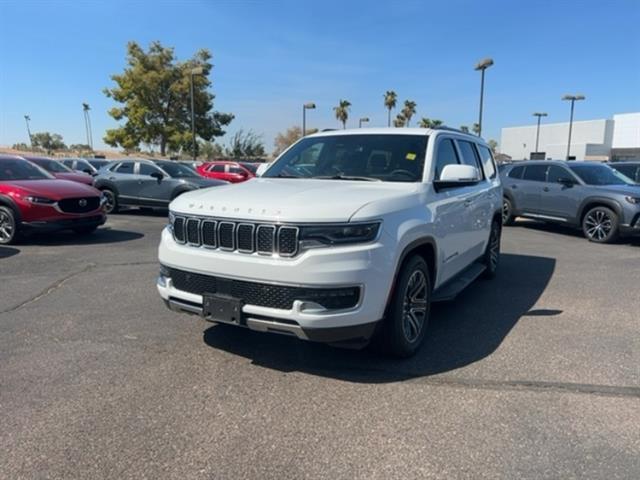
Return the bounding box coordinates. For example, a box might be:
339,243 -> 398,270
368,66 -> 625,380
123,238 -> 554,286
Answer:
543,187 -> 550,192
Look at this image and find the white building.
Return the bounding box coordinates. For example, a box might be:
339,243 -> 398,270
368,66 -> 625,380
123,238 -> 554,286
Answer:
500,112 -> 640,161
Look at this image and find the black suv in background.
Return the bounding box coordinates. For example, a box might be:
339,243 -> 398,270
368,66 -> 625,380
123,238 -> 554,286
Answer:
94,159 -> 227,213
608,162 -> 640,183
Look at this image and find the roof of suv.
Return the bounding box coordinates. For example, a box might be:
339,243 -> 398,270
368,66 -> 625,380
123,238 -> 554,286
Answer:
306,127 -> 485,142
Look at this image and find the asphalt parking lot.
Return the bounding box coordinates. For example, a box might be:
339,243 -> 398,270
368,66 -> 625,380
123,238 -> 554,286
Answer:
1,213 -> 639,479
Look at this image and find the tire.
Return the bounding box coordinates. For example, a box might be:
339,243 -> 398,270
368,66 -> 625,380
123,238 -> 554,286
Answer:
502,197 -> 515,226
482,219 -> 501,278
73,225 -> 98,235
582,206 -> 619,243
101,188 -> 118,214
372,255 -> 432,358
0,206 -> 19,245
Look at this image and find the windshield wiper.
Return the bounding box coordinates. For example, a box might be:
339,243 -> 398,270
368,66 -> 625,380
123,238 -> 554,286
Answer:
312,175 -> 381,182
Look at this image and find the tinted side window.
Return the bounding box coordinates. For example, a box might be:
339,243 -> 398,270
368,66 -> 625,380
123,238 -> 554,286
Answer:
139,163 -> 161,176
62,160 -> 74,168
508,166 -> 524,179
211,164 -> 225,172
547,166 -> 572,183
229,166 -> 245,174
457,140 -> 482,173
434,139 -> 459,179
523,165 -> 547,182
613,164 -> 636,180
116,162 -> 135,174
477,145 -> 497,179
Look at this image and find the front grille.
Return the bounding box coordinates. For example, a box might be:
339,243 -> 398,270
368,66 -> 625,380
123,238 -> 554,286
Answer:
171,215 -> 300,257
167,267 -> 359,310
57,197 -> 100,214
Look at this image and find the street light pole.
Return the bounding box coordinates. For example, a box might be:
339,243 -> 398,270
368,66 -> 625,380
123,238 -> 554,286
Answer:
302,102 -> 316,136
24,115 -> 32,148
82,103 -> 93,150
474,57 -> 494,138
190,67 -> 204,160
562,94 -> 585,160
532,112 -> 548,154
358,117 -> 370,128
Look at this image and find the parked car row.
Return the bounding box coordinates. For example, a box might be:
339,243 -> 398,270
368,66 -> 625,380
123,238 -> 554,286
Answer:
500,160 -> 640,243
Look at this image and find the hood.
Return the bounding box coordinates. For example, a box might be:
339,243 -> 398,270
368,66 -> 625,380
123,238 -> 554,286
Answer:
9,179 -> 100,200
54,172 -> 94,185
182,177 -> 228,188
170,178 -> 420,222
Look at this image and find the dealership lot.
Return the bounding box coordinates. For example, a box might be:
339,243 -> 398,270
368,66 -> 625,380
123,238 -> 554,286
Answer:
1,214 -> 638,479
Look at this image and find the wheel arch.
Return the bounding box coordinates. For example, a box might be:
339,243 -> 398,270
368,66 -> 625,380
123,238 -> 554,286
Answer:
94,180 -> 119,196
0,194 -> 22,223
578,197 -> 623,224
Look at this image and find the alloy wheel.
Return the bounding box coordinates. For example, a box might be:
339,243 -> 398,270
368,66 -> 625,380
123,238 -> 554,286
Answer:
103,191 -> 116,213
402,270 -> 428,343
0,210 -> 15,243
502,199 -> 510,224
584,209 -> 613,242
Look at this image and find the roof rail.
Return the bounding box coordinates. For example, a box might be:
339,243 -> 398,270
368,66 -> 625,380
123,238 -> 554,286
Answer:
432,126 -> 472,134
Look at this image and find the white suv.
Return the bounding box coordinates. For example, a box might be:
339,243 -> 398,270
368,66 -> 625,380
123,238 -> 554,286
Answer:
157,128 -> 502,357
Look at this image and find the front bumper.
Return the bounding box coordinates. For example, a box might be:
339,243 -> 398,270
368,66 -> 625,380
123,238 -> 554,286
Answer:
620,212 -> 640,236
157,226 -> 394,343
21,213 -> 106,233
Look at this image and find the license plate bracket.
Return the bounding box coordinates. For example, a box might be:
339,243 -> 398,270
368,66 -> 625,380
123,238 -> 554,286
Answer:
203,294 -> 243,324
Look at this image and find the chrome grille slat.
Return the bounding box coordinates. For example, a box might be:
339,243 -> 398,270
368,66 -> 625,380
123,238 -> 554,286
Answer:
171,216 -> 300,257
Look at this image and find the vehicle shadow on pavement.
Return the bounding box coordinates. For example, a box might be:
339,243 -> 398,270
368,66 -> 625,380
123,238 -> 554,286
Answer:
21,228 -> 144,246
202,253 -> 557,382
0,246 -> 20,259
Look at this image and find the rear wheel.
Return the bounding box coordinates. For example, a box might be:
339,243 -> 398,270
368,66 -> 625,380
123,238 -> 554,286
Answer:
502,197 -> 515,225
101,189 -> 118,214
372,255 -> 431,358
582,206 -> 619,243
0,206 -> 19,245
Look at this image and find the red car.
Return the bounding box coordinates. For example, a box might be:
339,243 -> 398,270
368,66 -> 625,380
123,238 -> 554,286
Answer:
23,155 -> 94,186
196,161 -> 255,183
0,154 -> 106,244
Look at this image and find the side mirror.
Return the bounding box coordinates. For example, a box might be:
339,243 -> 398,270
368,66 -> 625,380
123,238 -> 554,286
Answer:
434,164 -> 480,190
557,177 -> 575,187
150,171 -> 164,181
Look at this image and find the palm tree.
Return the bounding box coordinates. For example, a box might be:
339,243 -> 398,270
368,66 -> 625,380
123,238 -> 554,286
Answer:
431,119 -> 443,128
333,99 -> 351,129
383,90 -> 397,127
460,125 -> 469,133
401,100 -> 417,127
393,114 -> 406,128
418,117 -> 432,128
472,123 -> 481,136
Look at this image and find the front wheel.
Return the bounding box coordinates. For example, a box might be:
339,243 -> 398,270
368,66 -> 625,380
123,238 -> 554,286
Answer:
482,219 -> 501,278
372,255 -> 431,358
502,197 -> 515,225
0,206 -> 19,245
582,206 -> 619,243
101,189 -> 118,214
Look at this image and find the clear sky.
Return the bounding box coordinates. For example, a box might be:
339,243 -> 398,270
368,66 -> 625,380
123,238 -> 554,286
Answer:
1,0 -> 639,154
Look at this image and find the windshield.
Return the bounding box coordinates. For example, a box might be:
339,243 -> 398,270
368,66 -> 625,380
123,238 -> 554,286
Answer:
32,158 -> 73,173
569,164 -> 634,186
0,158 -> 54,180
155,161 -> 198,178
264,134 -> 429,182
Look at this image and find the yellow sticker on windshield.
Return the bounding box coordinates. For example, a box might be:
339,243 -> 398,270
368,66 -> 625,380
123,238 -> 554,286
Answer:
406,153 -> 416,160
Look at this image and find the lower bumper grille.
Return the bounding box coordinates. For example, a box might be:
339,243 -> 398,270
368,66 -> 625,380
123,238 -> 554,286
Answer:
166,267 -> 360,310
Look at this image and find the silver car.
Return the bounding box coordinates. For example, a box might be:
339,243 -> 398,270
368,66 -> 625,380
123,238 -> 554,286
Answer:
94,159 -> 227,213
501,160 -> 640,243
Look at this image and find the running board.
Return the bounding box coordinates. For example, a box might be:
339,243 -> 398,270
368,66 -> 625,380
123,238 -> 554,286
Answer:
432,263 -> 486,302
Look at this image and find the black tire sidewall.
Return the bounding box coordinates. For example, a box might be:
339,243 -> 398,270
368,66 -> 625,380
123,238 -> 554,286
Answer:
502,197 -> 514,225
386,256 -> 432,357
483,219 -> 501,278
0,206 -> 18,245
582,206 -> 619,243
102,189 -> 118,214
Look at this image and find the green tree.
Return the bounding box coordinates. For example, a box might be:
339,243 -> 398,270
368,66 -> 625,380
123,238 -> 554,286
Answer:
383,90 -> 397,127
460,125 -> 469,133
418,118 -> 443,128
393,114 -> 406,128
199,140 -> 224,160
31,132 -> 66,152
472,123 -> 481,136
333,99 -> 351,129
11,143 -> 30,151
225,129 -> 265,159
401,100 -> 417,127
104,41 -> 233,156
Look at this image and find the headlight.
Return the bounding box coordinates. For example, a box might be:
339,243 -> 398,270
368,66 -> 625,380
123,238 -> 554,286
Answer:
625,196 -> 640,205
299,222 -> 381,247
26,196 -> 55,205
